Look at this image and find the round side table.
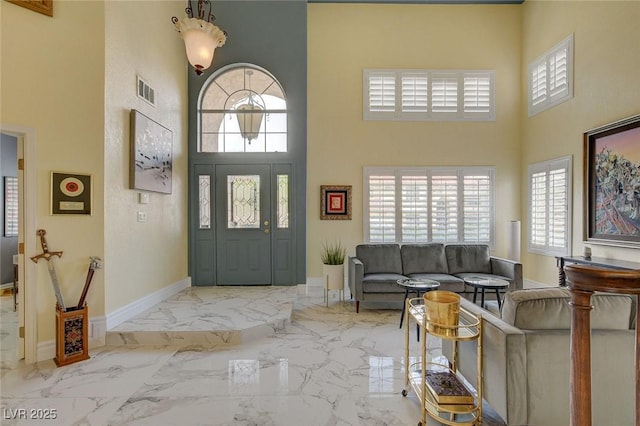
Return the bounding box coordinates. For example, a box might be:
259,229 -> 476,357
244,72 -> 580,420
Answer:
396,278 -> 440,329
463,276 -> 509,309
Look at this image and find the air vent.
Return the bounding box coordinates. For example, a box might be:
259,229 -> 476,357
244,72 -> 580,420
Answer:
137,76 -> 155,106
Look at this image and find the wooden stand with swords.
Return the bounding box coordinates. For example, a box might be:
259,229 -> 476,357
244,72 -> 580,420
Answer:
31,229 -> 101,367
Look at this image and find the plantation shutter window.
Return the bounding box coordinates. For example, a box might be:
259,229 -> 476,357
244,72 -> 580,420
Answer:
528,34 -> 574,116
368,72 -> 396,113
431,174 -> 459,243
368,174 -> 397,243
364,69 -> 495,121
527,156 -> 572,256
530,171 -> 548,246
401,73 -> 429,113
431,75 -> 459,114
401,175 -> 429,242
365,167 -> 495,245
464,75 -> 493,116
463,174 -> 492,242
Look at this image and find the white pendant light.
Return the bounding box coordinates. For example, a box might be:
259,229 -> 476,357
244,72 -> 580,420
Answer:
172,1 -> 226,76
235,70 -> 265,143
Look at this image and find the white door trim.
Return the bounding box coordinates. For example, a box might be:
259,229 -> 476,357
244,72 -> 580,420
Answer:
1,124 -> 37,364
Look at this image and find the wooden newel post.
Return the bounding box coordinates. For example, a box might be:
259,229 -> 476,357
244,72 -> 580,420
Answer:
568,288 -> 593,426
564,264 -> 640,426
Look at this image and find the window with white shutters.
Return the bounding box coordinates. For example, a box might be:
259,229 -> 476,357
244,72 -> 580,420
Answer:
368,72 -> 396,113
402,175 -> 429,242
464,75 -> 492,115
431,75 -> 459,114
527,156 -> 572,256
528,34 -> 573,117
368,174 -> 397,243
401,72 -> 428,113
364,167 -> 495,245
364,69 -> 495,121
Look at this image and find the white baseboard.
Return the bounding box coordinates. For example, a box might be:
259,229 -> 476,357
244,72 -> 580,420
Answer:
106,277 -> 191,330
36,277 -> 191,362
37,340 -> 55,362
306,277 -> 324,288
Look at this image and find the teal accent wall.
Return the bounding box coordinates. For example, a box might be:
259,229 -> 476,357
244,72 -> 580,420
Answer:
188,1 -> 307,285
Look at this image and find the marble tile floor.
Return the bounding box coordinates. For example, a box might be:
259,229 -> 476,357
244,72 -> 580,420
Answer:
0,286 -> 506,426
106,286 -> 299,347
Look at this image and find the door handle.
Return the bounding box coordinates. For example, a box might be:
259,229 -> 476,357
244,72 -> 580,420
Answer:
263,220 -> 270,234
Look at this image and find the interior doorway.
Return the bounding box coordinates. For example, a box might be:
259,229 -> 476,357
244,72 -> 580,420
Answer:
1,125 -> 37,364
0,133 -> 19,362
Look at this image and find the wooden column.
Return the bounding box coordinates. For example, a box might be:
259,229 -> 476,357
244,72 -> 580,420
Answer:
568,288 -> 593,426
564,264 -> 640,426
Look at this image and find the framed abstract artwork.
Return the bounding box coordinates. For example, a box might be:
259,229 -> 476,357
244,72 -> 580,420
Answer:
584,113 -> 640,247
320,185 -> 352,220
130,109 -> 173,194
50,172 -> 92,215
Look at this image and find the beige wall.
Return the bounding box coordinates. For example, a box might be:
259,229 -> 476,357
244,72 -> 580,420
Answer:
104,0 -> 188,313
1,1 -> 105,343
307,4 -> 523,277
521,1 -> 640,286
1,0 -> 188,350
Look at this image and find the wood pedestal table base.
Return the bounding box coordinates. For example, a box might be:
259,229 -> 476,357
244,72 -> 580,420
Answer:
564,264 -> 640,426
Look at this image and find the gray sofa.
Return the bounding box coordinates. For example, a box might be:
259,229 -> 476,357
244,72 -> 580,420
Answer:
443,287 -> 636,426
348,243 -> 522,313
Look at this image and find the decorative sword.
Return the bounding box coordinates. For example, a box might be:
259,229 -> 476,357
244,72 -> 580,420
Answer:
30,229 -> 66,311
76,256 -> 101,309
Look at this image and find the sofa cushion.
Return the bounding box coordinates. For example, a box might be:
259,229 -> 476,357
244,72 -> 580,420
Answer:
501,287 -> 634,330
356,244 -> 403,274
401,244 -> 449,275
362,273 -> 407,293
445,244 -> 491,274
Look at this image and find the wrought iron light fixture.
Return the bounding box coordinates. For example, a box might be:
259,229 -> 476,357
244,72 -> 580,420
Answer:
172,0 -> 226,76
235,70 -> 265,143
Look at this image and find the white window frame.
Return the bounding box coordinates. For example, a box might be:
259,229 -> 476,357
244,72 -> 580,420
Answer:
527,156 -> 572,256
528,34 -> 574,117
363,166 -> 496,246
363,69 -> 495,122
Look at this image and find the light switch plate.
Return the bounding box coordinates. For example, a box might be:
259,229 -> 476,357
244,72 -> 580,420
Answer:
137,211 -> 147,222
139,193 -> 149,204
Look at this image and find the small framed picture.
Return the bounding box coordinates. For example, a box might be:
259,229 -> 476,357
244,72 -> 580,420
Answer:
51,172 -> 92,215
320,185 -> 352,220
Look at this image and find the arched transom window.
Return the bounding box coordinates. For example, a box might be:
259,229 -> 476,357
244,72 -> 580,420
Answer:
199,65 -> 287,153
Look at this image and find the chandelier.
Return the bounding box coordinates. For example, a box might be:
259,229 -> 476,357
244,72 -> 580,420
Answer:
172,0 -> 226,75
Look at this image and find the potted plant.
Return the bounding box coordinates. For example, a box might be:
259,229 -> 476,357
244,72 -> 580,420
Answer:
321,241 -> 347,305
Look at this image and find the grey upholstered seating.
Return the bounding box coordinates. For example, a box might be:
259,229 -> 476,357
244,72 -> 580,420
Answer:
443,287 -> 636,426
348,243 -> 522,313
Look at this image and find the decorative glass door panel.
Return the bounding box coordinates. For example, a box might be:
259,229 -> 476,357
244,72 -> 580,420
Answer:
198,175 -> 211,229
227,175 -> 260,229
215,165 -> 271,285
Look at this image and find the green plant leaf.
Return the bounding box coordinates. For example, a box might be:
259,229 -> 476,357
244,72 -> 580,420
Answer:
321,241 -> 346,265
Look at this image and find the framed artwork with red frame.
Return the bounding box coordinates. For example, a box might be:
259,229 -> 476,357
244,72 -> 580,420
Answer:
320,185 -> 352,220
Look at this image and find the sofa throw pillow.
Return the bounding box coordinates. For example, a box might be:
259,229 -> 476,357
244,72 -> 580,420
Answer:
356,244 -> 403,275
445,244 -> 491,274
401,244 -> 448,275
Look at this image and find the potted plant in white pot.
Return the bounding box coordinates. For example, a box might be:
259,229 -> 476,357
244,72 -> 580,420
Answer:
321,241 -> 347,306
